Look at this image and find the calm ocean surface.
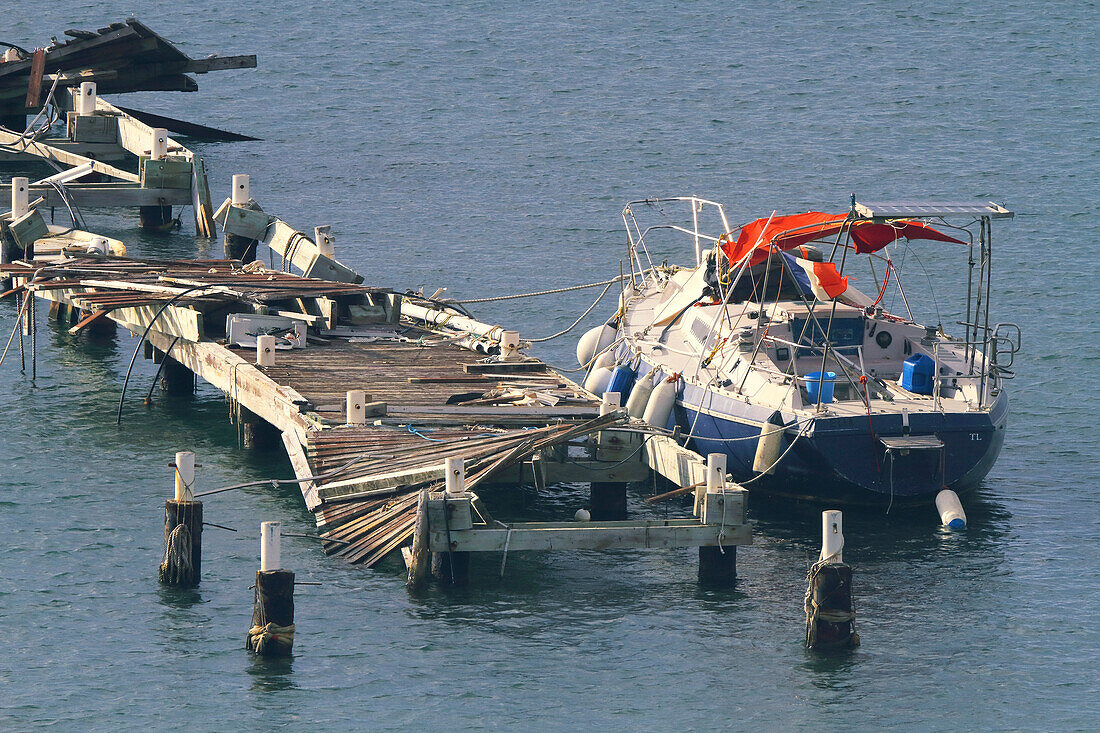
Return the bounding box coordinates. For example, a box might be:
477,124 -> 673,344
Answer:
3,1 -> 1098,730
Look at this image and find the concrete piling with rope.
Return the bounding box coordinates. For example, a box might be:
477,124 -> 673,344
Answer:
247,521 -> 295,656
159,451 -> 203,587
804,510 -> 859,649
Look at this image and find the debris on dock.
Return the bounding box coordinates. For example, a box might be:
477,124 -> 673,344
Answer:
2,168 -> 752,584
0,19 -> 256,125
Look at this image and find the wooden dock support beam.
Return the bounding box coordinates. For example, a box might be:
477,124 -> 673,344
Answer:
247,521 -> 295,656
240,407 -> 280,450
139,204 -> 174,231
159,451 -> 203,587
805,510 -> 859,649
590,481 -> 627,521
160,356 -> 194,394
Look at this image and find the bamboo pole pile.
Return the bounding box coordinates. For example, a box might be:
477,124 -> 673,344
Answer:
316,413 -> 628,567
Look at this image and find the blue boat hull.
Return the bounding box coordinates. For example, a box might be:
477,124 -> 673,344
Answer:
672,385 -> 1008,507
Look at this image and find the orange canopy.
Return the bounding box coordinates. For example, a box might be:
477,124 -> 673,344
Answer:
722,212 -> 965,267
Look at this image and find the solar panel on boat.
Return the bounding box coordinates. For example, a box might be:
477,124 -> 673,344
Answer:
854,201 -> 1013,219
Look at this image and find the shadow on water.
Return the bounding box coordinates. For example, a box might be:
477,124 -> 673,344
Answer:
156,585 -> 204,610
246,655 -> 297,692
799,646 -> 861,690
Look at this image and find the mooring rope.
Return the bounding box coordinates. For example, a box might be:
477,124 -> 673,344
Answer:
527,278 -> 618,343
453,276 -> 628,304
247,579 -> 295,654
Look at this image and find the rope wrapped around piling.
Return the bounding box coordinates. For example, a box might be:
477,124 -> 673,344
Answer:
246,622 -> 295,655
158,523 -> 193,584
803,559 -> 859,649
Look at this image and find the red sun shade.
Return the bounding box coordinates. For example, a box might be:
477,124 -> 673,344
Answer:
722,211 -> 965,267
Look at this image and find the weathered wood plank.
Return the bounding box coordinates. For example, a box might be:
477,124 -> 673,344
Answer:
428,520 -> 752,553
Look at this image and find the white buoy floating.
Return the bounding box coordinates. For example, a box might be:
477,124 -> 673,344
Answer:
935,489 -> 967,529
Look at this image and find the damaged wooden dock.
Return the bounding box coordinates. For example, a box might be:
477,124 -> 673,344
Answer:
1,192 -> 751,586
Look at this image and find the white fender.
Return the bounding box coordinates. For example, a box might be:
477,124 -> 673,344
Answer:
625,373 -> 655,417
642,377 -> 678,428
752,411 -> 785,474
584,366 -> 613,395
935,489 -> 966,529
577,324 -> 616,367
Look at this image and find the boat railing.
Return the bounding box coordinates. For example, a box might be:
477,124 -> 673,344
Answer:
622,197 -> 731,282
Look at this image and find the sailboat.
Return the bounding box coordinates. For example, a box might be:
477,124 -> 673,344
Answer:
578,198 -> 1019,507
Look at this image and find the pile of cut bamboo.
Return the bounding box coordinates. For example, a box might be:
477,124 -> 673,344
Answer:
316,413 -> 628,566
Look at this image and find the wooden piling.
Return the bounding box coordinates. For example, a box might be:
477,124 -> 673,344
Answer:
247,522 -> 295,656
405,489 -> 430,590
589,481 -> 627,520
698,545 -> 737,585
139,204 -> 174,231
159,452 -> 202,587
160,356 -> 194,394
805,510 -> 859,649
431,549 -> 470,585
240,407 -> 280,450
431,458 -> 472,585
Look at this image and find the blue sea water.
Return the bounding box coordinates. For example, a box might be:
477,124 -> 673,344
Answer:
2,1 -> 1098,730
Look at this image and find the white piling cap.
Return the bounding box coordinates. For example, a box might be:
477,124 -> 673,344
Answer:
174,451 -> 196,502
232,174 -> 250,205
11,177 -> 29,219
260,521 -> 281,571
706,453 -> 727,493
314,225 -> 334,257
600,392 -> 621,415
150,128 -> 168,160
76,82 -> 97,115
821,509 -> 843,563
445,456 -> 465,496
346,390 -> 367,425
256,335 -> 276,367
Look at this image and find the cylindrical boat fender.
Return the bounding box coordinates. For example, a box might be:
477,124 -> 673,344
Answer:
752,410 -> 786,474
584,366 -> 614,396
643,376 -> 679,429
576,324 -> 617,367
625,372 -> 655,418
935,489 -> 967,529
606,363 -> 636,404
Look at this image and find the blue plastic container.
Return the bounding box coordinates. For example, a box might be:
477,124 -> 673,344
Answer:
805,371 -> 836,404
606,363 -> 636,403
901,353 -> 936,395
